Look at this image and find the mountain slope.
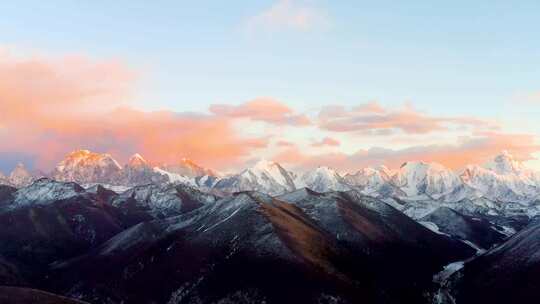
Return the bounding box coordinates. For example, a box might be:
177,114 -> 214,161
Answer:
0,287 -> 89,304
420,207 -> 506,250
50,192 -> 372,303
450,219 -> 540,304
50,190 -> 474,304
112,183 -> 217,219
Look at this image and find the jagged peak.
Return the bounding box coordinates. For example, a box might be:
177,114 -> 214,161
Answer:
484,150 -> 524,175
251,159 -> 282,172
128,153 -> 148,167
13,162 -> 27,169
9,162 -> 31,175
179,157 -> 200,167
314,165 -> 338,173
66,149 -> 92,158
399,161 -> 446,170
58,149 -> 121,169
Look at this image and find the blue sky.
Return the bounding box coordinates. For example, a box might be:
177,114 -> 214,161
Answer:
1,0 -> 539,172
2,1 -> 538,114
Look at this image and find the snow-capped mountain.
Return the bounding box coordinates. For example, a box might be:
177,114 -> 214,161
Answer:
112,183 -> 217,218
3,149 -> 540,210
344,166 -> 390,190
52,150 -> 123,185
49,150 -> 207,188
213,159 -> 296,195
11,178 -> 85,207
0,163 -> 41,188
120,153 -> 168,186
461,151 -> 540,202
8,163 -> 37,187
391,161 -> 463,199
295,166 -> 350,192
159,157 -> 217,178
0,172 -> 10,186
343,165 -> 406,197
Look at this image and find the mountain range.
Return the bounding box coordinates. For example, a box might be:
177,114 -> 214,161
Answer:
2,149 -> 540,303
3,149 -> 540,207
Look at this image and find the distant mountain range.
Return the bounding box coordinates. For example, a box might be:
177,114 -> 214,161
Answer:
3,149 -> 540,206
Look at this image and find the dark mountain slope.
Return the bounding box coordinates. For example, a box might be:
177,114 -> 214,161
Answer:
421,206 -> 506,250
450,219 -> 540,304
0,286 -> 89,304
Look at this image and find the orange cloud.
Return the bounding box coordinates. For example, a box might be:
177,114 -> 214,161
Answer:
311,137 -> 340,147
318,102 -> 499,135
274,133 -> 540,172
0,52 -> 267,170
210,97 -> 311,126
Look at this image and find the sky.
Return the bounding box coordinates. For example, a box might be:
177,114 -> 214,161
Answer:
1,0 -> 540,173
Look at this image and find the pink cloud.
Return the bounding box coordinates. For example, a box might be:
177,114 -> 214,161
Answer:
246,0 -> 329,32
210,97 -> 311,126
276,140 -> 295,147
274,132 -> 540,172
311,137 -> 340,147
317,102 -> 499,135
0,52 -> 268,171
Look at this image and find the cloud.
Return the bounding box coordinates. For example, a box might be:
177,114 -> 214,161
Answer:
276,140 -> 295,147
0,51 -> 133,124
311,137 -> 340,147
246,0 -> 329,32
210,97 -> 311,126
317,102 -> 499,135
273,132 -> 540,172
0,52 -> 268,170
513,91 -> 540,104
2,48 -> 535,174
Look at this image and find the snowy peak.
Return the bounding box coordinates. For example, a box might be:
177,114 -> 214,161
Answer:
484,150 -> 524,175
459,151 -> 540,202
127,153 -> 149,168
159,157 -> 216,178
296,166 -> 349,192
0,172 -> 9,185
53,149 -> 122,184
392,161 -> 462,198
8,163 -> 35,187
56,149 -> 122,172
213,159 -> 295,195
345,166 -> 390,187
13,178 -> 85,207
244,159 -> 293,186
